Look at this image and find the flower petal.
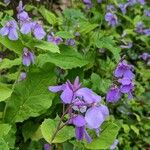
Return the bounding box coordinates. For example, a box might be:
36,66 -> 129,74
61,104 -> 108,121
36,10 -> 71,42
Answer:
72,115 -> 86,127
8,28 -> 18,40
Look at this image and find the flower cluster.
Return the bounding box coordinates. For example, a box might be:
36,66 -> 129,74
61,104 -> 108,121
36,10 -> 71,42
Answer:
49,77 -> 109,142
106,60 -> 135,103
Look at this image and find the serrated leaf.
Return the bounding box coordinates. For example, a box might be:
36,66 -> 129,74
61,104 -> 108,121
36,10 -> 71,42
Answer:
0,36 -> 24,55
79,22 -> 98,34
0,83 -> 12,102
0,138 -> 9,150
37,45 -> 91,69
39,6 -> 57,25
96,36 -> 121,62
41,119 -> 75,143
4,68 -> 56,123
0,124 -> 11,137
85,122 -> 120,149
56,31 -> 74,39
0,58 -> 21,70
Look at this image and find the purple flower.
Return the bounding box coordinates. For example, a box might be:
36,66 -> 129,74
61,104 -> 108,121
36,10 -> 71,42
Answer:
19,72 -> 27,81
118,4 -> 128,14
47,32 -> 63,45
120,42 -> 132,49
105,12 -> 118,27
49,77 -> 101,104
44,144 -> 51,150
143,29 -> 150,36
65,39 -> 75,46
110,139 -> 119,150
97,0 -> 102,3
107,5 -> 116,12
144,10 -> 150,17
118,78 -> 134,99
83,0 -> 92,8
74,32 -> 80,37
106,86 -> 121,103
127,0 -> 137,6
32,21 -> 46,40
114,60 -> 134,79
135,22 -> 144,34
22,48 -> 35,67
0,20 -> 18,40
137,0 -> 145,5
139,52 -> 150,61
4,0 -> 10,5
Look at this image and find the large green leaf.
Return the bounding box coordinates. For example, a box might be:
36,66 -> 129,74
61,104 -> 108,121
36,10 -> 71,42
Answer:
39,6 -> 57,25
0,83 -> 12,102
41,119 -> 75,143
0,58 -> 21,70
0,124 -> 11,137
4,68 -> 56,123
85,122 -> 120,149
0,36 -> 24,55
37,45 -> 92,69
0,138 -> 9,150
96,36 -> 121,62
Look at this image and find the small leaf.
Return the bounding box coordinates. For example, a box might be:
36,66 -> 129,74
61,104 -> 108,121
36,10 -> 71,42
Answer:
0,124 -> 11,137
0,83 -> 12,102
41,119 -> 75,143
0,36 -> 24,55
130,125 -> 139,135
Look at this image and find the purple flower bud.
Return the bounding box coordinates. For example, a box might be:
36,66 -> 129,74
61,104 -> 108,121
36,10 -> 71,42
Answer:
110,139 -> 119,150
0,20 -> 18,40
19,72 -> 27,81
32,21 -> 46,40
139,52 -> 150,61
118,4 -> 128,14
22,48 -> 35,67
105,12 -> 118,27
106,86 -> 121,103
65,39 -> 76,46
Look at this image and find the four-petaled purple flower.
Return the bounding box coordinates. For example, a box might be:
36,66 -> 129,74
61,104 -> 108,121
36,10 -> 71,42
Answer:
105,12 -> 118,27
65,39 -> 76,46
135,22 -> 144,34
47,32 -> 63,45
118,3 -> 128,14
114,60 -> 134,79
22,48 -> 35,67
120,42 -> 132,49
0,20 -> 18,40
144,10 -> 150,17
83,0 -> 92,9
19,72 -> 27,81
49,77 -> 109,142
106,86 -> 121,103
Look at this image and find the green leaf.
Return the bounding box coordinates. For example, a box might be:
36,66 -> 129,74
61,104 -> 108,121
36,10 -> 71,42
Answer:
79,22 -> 98,34
0,124 -> 11,137
4,68 -> 56,123
41,119 -> 75,143
0,83 -> 12,102
39,6 -> 57,25
56,31 -> 74,39
37,45 -> 91,69
130,125 -> 139,135
34,40 -> 60,53
85,122 -> 120,149
0,138 -> 9,150
122,124 -> 130,134
0,36 -> 24,55
0,58 -> 21,70
96,36 -> 121,62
